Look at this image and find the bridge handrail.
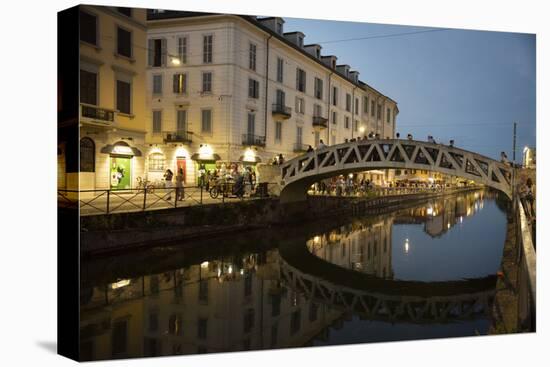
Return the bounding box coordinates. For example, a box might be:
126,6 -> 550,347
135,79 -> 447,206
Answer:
516,195 -> 536,328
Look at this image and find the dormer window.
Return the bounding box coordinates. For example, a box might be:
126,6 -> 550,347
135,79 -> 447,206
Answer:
331,60 -> 336,69
298,36 -> 304,48
316,49 -> 320,58
276,21 -> 283,34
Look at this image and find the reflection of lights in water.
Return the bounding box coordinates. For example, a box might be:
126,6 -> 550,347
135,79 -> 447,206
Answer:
200,261 -> 209,269
447,222 -> 451,229
460,216 -> 463,223
217,268 -> 221,277
111,279 -> 130,289
427,207 -> 433,216
404,238 -> 410,253
240,269 -> 244,275
475,203 -> 479,211
313,235 -> 321,244
228,265 -> 233,274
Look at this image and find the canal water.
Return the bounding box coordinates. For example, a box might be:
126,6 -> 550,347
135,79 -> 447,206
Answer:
80,190 -> 508,361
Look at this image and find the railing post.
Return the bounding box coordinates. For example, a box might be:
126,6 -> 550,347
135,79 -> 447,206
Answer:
143,188 -> 147,211
174,188 -> 178,208
106,190 -> 110,214
200,185 -> 203,204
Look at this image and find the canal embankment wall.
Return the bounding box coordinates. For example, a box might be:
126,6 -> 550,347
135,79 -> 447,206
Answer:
79,187 -> 482,256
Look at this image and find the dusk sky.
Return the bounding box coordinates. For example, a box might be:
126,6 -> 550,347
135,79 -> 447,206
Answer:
283,17 -> 536,160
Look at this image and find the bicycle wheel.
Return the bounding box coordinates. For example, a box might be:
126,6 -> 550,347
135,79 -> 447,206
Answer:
210,187 -> 219,199
146,185 -> 155,194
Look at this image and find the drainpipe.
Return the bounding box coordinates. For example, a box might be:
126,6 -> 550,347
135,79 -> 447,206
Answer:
327,71 -> 333,144
264,35 -> 273,149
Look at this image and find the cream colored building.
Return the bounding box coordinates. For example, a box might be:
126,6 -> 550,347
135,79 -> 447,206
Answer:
71,5 -> 148,190
144,11 -> 399,184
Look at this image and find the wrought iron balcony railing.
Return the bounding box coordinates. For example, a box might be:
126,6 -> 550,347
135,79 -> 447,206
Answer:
312,115 -> 328,129
242,134 -> 266,147
80,103 -> 115,125
272,103 -> 292,119
163,131 -> 192,143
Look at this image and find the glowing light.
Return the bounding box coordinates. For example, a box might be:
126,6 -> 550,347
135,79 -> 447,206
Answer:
171,57 -> 181,65
427,207 -> 433,216
112,145 -> 133,155
348,173 -> 354,178
523,146 -> 529,153
242,148 -> 256,162
217,268 -> 221,277
404,238 -> 410,253
240,269 -> 244,275
200,261 -> 209,269
198,144 -> 214,159
175,146 -> 189,158
313,235 -> 321,244
359,126 -> 366,133
447,223 -> 451,229
228,265 -> 233,274
111,279 -> 130,289
460,216 -> 463,223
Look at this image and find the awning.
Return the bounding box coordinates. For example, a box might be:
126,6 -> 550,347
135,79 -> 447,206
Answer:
191,153 -> 221,162
239,155 -> 262,164
100,143 -> 142,157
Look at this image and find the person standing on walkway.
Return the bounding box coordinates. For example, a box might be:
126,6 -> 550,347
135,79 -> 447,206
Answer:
164,169 -> 174,201
176,168 -> 185,201
317,139 -> 327,150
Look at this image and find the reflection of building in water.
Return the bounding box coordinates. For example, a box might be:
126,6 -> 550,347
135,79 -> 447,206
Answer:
307,218 -> 393,279
393,190 -> 486,238
80,250 -> 344,360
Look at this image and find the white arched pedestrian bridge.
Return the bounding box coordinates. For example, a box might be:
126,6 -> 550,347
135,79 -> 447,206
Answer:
279,139 -> 513,203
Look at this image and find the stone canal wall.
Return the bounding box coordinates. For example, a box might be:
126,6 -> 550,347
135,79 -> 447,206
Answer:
81,187 -> 482,256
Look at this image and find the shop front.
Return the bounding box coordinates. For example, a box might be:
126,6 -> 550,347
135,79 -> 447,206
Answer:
100,141 -> 142,190
191,144 -> 221,186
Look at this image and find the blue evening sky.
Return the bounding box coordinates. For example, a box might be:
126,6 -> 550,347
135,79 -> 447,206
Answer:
283,17 -> 536,160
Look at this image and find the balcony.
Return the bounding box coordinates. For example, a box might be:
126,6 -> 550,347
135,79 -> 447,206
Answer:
312,115 -> 328,129
242,134 -> 266,147
80,103 -> 115,126
293,143 -> 309,153
272,103 -> 292,119
163,131 -> 192,144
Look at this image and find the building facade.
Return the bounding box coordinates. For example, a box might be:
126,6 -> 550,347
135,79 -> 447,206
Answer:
144,11 -> 399,185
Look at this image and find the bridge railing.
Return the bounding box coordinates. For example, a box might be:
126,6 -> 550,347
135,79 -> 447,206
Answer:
515,196 -> 536,331
308,185 -> 478,198
58,183 -> 278,216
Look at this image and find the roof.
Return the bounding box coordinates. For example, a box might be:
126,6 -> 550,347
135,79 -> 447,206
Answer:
146,10 -> 398,105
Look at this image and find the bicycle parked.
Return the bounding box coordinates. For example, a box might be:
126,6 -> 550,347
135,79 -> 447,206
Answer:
135,176 -> 155,194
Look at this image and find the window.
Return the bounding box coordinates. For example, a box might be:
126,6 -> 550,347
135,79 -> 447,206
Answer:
345,93 -> 351,112
313,104 -> 322,117
247,113 -> 255,136
296,126 -> 303,145
249,43 -> 257,71
198,318 -> 208,339
173,73 -> 187,94
271,324 -> 278,347
332,86 -> 338,106
112,320 -> 128,356
148,152 -> 165,171
152,74 -> 162,95
314,131 -> 320,146
276,21 -> 283,34
199,279 -> 208,302
387,108 -> 391,123
345,116 -> 350,129
79,10 -> 97,45
243,308 -> 255,333
116,7 -> 132,17
203,35 -> 213,64
355,98 -> 359,114
148,38 -> 166,67
116,26 -> 132,58
168,314 -> 183,336
331,131 -> 336,145
277,57 -> 284,83
176,110 -> 187,133
152,110 -> 162,134
296,68 -> 306,93
275,121 -> 282,142
116,79 -> 131,114
363,96 -> 369,114
354,120 -> 358,132
314,77 -> 323,99
80,70 -> 97,105
377,104 -> 382,120
248,79 -> 260,99
178,37 -> 187,64
276,89 -> 285,106
202,72 -> 212,93
298,36 -> 304,47
290,310 -> 301,335
201,109 -> 212,134
371,100 -> 375,117
295,97 -> 305,114
332,111 -> 337,125
80,138 -> 95,172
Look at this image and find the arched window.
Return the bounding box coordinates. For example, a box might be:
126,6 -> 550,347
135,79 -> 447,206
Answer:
148,152 -> 165,171
80,137 -> 95,172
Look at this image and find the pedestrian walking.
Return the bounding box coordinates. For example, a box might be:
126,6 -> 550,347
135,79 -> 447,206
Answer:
176,168 -> 185,201
318,139 -> 327,150
278,153 -> 285,165
307,145 -> 314,153
164,169 -> 174,201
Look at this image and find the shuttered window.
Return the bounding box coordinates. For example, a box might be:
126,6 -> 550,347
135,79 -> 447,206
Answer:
173,73 -> 187,94
148,38 -> 166,67
116,80 -> 131,114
